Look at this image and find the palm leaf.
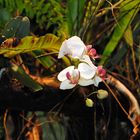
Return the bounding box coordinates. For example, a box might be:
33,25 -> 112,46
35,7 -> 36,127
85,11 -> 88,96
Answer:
0,34 -> 64,58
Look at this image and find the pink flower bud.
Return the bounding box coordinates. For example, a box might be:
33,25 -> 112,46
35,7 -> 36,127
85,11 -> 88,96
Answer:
86,45 -> 100,59
97,66 -> 106,80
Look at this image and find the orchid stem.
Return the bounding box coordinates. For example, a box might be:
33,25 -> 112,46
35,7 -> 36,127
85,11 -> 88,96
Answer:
86,91 -> 98,98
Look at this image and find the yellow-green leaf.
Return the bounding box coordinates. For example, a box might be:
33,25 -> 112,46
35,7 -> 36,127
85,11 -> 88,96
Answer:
0,34 -> 64,58
124,26 -> 133,47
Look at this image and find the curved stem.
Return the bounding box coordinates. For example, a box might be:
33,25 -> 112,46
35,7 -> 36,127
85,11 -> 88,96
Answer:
103,81 -> 129,117
106,74 -> 140,130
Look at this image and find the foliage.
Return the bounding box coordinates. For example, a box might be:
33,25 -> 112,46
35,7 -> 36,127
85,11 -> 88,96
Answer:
0,0 -> 66,34
100,0 -> 140,65
0,0 -> 140,140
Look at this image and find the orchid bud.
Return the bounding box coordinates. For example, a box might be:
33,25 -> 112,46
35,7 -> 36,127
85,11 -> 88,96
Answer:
97,66 -> 106,80
85,98 -> 94,107
97,89 -> 108,99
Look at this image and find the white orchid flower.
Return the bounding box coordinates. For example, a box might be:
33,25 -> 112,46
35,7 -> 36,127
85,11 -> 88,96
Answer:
57,36 -> 106,89
58,36 -> 99,67
58,36 -> 86,59
58,36 -> 100,61
57,63 -> 97,90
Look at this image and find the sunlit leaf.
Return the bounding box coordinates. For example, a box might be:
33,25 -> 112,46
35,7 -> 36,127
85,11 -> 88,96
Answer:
0,34 -> 64,58
124,26 -> 133,47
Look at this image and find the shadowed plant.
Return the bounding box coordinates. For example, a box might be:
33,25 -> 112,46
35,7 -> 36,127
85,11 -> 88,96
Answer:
0,0 -> 140,140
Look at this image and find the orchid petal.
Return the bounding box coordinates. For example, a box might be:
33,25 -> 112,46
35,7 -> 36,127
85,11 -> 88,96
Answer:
60,79 -> 76,90
78,63 -> 96,79
92,76 -> 102,87
69,44 -> 85,58
79,78 -> 95,86
57,66 -> 74,81
67,36 -> 86,58
58,41 -> 70,58
80,55 -> 97,69
66,36 -> 85,48
58,36 -> 87,59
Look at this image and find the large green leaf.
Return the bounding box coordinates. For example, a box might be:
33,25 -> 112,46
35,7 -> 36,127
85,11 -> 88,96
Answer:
0,34 -> 64,58
2,16 -> 30,39
100,0 -> 140,65
11,64 -> 43,92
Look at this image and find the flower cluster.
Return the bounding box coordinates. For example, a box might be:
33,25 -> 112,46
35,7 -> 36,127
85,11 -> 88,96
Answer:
57,36 -> 106,90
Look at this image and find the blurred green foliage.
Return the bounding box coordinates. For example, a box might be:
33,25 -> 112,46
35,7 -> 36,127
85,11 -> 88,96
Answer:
0,0 -> 66,34
0,0 -> 140,139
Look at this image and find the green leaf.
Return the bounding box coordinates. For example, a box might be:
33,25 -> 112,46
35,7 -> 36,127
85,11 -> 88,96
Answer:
45,120 -> 66,140
0,34 -> 64,58
32,50 -> 55,69
124,26 -> 133,47
15,0 -> 25,13
2,16 -> 30,39
67,0 -> 86,35
11,64 -> 43,92
0,8 -> 11,29
100,0 -> 140,65
106,43 -> 128,70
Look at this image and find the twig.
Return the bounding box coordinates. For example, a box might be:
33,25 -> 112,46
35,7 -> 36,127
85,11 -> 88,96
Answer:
130,45 -> 139,81
103,80 -> 129,117
35,52 -> 58,58
96,0 -> 124,18
3,109 -> 10,140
